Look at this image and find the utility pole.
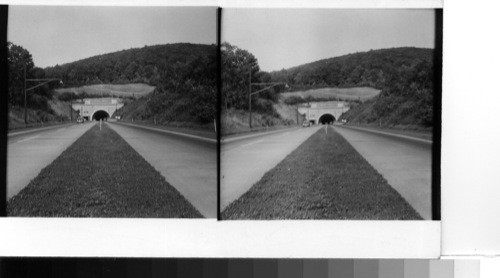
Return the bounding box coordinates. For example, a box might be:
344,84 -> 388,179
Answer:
296,105 -> 299,125
249,70 -> 252,128
23,66 -> 27,125
23,64 -> 63,126
248,70 -> 288,129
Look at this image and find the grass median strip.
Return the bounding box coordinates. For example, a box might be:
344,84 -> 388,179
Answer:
8,123 -> 202,218
222,126 -> 422,220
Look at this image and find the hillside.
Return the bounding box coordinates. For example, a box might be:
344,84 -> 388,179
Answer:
45,43 -> 215,87
45,43 -> 217,126
270,47 -> 437,128
9,102 -> 70,130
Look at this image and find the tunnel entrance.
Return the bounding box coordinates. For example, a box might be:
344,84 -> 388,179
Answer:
92,110 -> 110,121
318,114 -> 335,125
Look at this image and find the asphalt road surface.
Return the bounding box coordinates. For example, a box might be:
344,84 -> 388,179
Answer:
7,122 -> 96,199
108,122 -> 217,218
334,125 -> 433,220
220,126 -> 322,210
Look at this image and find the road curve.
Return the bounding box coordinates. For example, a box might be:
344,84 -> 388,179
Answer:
108,122 -> 217,218
7,122 -> 96,199
333,125 -> 433,220
221,126 -> 322,210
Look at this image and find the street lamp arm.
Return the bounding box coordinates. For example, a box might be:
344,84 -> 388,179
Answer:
249,85 -> 276,96
250,82 -> 287,86
249,83 -> 287,96
26,79 -> 62,92
26,78 -> 62,82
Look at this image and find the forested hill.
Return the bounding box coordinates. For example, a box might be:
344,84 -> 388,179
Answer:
45,43 -> 215,88
45,43 -> 217,125
270,47 -> 437,129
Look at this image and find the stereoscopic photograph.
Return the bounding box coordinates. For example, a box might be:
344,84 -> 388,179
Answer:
6,6 -> 217,218
220,9 -> 440,220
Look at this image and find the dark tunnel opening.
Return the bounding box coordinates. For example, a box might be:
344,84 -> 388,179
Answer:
92,110 -> 110,121
318,114 -> 335,125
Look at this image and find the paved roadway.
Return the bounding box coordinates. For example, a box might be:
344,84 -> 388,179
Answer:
221,124 -> 432,219
7,122 -> 96,199
108,122 -> 217,218
220,126 -> 322,210
333,125 -> 433,220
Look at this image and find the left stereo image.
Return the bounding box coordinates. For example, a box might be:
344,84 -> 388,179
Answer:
5,6 -> 218,218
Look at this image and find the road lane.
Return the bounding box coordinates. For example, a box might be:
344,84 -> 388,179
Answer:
108,122 -> 217,218
7,122 -> 96,199
221,126 -> 322,210
333,125 -> 433,220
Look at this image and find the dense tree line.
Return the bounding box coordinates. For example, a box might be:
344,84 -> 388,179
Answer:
269,47 -> 436,127
8,42 -> 58,112
45,43 -> 217,124
222,43 -> 285,115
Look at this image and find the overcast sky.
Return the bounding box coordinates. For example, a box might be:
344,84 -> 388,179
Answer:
8,6 -> 217,68
223,9 -> 436,72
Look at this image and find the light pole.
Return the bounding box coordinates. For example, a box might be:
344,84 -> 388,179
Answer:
23,66 -> 63,125
248,71 -> 288,128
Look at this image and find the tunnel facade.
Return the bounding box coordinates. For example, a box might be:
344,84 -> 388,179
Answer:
71,98 -> 124,122
297,101 -> 349,125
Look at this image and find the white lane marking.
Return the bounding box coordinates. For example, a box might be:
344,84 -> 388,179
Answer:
110,122 -> 216,143
14,135 -> 40,144
8,124 -> 73,137
240,139 -> 264,148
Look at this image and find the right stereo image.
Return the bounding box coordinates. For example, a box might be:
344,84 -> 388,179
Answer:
220,8 -> 441,220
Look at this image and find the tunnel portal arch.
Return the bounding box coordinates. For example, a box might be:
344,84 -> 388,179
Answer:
91,110 -> 110,121
318,113 -> 336,125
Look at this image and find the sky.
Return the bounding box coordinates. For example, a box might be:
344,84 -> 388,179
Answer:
223,9 -> 436,72
8,6 -> 217,68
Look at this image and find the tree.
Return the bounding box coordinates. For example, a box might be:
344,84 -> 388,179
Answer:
221,42 -> 260,110
8,42 -> 35,105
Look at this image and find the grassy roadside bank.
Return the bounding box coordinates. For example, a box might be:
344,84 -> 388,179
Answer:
8,123 -> 202,218
222,126 -> 422,220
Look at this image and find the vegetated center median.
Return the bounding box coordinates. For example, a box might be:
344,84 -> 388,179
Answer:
8,123 -> 202,218
222,126 -> 422,220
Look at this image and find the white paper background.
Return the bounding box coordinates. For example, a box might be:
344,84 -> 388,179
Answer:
1,0 -> 499,259
441,0 -> 500,256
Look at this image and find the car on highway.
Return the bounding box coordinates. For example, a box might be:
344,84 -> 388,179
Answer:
76,117 -> 84,124
302,121 -> 311,127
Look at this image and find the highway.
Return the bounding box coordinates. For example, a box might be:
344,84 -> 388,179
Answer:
108,122 -> 217,218
221,124 -> 433,220
333,125 -> 433,220
7,122 -> 96,199
220,126 -> 322,210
